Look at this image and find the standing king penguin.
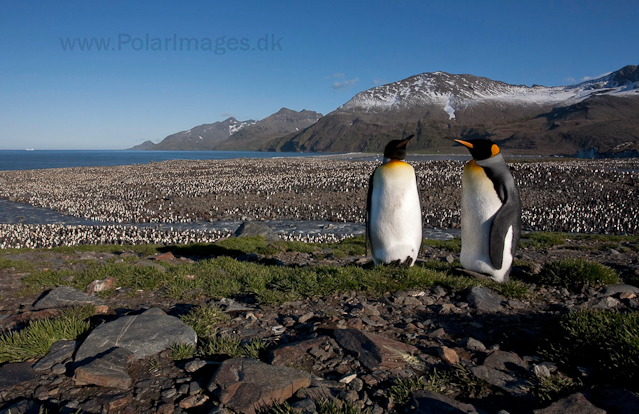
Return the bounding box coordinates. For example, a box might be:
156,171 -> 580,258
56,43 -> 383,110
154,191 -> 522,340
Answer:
366,135 -> 422,266
455,139 -> 521,282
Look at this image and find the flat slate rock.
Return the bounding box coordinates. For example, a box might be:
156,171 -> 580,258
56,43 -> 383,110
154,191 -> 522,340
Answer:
74,309 -> 196,363
412,390 -> 484,414
33,286 -> 104,309
602,284 -> 639,296
0,362 -> 37,389
333,329 -> 419,370
533,393 -> 606,414
234,221 -> 281,242
74,347 -> 134,390
32,340 -> 77,372
470,351 -> 530,397
208,357 -> 311,414
466,287 -> 504,313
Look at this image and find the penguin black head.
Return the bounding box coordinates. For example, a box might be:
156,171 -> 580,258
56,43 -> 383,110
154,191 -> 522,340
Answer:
454,139 -> 500,160
384,135 -> 414,160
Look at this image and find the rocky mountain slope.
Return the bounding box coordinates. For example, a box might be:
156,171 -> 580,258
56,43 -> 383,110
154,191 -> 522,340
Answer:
130,108 -> 321,151
130,118 -> 256,151
263,65 -> 639,156
214,108 -> 322,151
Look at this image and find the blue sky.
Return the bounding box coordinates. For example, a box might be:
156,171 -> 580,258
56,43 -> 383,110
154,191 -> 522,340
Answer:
0,0 -> 637,150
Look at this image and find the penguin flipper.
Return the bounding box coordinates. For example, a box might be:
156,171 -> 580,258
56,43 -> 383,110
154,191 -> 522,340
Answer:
488,203 -> 518,270
365,169 -> 376,257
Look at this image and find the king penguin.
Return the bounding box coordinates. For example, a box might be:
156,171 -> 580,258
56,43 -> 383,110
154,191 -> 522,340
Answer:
366,135 -> 422,266
455,139 -> 521,282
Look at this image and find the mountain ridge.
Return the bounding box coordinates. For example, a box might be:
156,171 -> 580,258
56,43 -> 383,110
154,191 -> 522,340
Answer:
263,65 -> 639,157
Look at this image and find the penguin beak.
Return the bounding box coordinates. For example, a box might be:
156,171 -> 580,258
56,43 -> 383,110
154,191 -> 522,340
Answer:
454,139 -> 474,149
397,135 -> 414,149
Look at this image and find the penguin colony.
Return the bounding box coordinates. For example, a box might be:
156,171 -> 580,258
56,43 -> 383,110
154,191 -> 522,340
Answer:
0,157 -> 636,249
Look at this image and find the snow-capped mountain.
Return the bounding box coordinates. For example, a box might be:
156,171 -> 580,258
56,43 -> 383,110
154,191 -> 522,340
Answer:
214,108 -> 322,150
337,67 -> 639,119
130,117 -> 256,151
264,65 -> 639,157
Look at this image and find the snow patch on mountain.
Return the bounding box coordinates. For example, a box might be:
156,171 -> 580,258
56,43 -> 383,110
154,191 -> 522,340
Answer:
336,67 -> 639,115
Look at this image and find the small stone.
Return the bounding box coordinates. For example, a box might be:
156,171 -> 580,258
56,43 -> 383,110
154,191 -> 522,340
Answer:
156,403 -> 175,414
333,329 -> 419,370
592,296 -> 620,309
103,394 -> 131,412
272,325 -> 286,335
189,381 -> 202,395
459,337 -> 486,352
338,389 -> 359,403
339,373 -> 357,384
51,363 -> 67,375
291,398 -> 317,413
437,346 -> 460,365
412,390 -> 482,413
161,388 -> 177,399
154,251 -> 175,261
467,286 -> 504,313
432,285 -> 447,297
185,359 -> 207,373
533,364 -> 552,378
33,340 -> 77,372
428,328 -> 446,338
349,378 -> 364,392
298,312 -> 315,323
86,277 -> 118,295
34,385 -> 49,401
533,393 -> 606,414
179,394 -> 209,409
234,221 -> 280,242
446,254 -> 455,263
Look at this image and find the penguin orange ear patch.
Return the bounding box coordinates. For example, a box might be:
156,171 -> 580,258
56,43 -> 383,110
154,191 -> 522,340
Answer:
491,144 -> 500,157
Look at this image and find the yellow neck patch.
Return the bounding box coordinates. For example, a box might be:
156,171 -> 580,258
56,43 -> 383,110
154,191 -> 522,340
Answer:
491,144 -> 500,157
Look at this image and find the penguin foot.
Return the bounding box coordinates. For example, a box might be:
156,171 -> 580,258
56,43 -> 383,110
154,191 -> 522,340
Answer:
453,267 -> 493,281
384,256 -> 414,267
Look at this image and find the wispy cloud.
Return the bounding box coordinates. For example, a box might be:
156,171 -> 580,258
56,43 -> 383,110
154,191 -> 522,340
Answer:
579,72 -> 612,82
564,76 -> 576,83
372,77 -> 385,86
324,72 -> 345,79
220,112 -> 235,118
332,77 -> 359,90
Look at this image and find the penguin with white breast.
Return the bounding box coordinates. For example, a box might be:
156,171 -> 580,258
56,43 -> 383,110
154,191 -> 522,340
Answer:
366,135 -> 422,266
454,139 -> 521,282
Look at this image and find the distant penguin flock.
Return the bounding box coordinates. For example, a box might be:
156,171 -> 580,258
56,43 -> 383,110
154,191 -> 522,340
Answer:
367,136 -> 521,283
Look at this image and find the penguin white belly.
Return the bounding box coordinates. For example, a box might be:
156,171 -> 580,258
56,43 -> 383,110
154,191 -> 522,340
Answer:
369,161 -> 422,266
460,161 -> 513,282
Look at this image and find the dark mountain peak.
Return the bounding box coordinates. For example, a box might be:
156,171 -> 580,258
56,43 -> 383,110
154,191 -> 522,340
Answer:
610,64 -> 639,85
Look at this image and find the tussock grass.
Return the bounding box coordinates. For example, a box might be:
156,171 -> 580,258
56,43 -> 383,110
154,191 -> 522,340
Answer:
170,343 -> 197,361
519,232 -> 568,249
530,374 -> 583,402
0,306 -> 95,363
180,304 -> 229,338
539,310 -> 639,388
200,334 -> 266,360
538,258 -> 619,291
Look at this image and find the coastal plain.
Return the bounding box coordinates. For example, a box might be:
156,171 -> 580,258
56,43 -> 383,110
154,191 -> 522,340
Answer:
0,156 -> 639,414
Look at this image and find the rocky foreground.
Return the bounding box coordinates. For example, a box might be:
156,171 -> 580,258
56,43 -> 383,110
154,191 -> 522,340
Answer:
0,225 -> 638,414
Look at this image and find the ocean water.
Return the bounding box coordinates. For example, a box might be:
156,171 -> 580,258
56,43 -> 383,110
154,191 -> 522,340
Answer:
0,150 -> 325,171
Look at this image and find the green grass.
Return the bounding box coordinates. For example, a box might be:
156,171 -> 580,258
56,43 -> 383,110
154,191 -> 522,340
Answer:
537,258 -> 620,292
179,304 -> 229,338
0,306 -> 95,363
268,400 -> 368,414
422,237 -> 462,253
539,310 -> 639,388
519,232 -> 568,249
0,257 -> 36,272
170,342 -> 197,361
19,252 -> 530,305
199,334 -> 267,360
388,366 -> 488,409
530,374 -> 583,402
